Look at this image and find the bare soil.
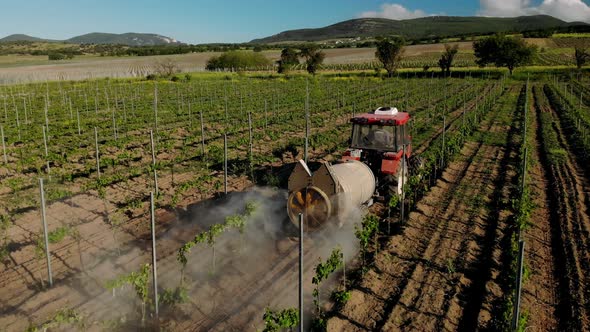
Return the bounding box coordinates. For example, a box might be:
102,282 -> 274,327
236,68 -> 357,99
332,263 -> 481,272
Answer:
519,86 -> 559,331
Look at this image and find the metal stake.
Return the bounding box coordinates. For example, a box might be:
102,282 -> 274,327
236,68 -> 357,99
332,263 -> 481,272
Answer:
264,100 -> 268,133
248,112 -> 253,167
150,192 -> 159,320
94,127 -> 100,178
39,178 -> 53,287
200,111 -> 205,157
153,169 -> 159,197
299,213 -> 304,332
304,81 -> 309,164
150,129 -> 156,167
112,108 -> 117,141
76,109 -> 81,135
441,116 -> 446,168
1,125 -> 6,164
224,134 -> 228,195
42,126 -> 50,174
401,145 -> 406,224
153,83 -> 158,137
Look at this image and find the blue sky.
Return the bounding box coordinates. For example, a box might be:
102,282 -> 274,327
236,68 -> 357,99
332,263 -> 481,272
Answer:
1,0 -> 589,44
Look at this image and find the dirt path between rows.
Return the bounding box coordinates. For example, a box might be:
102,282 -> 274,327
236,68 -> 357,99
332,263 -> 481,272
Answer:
519,86 -> 558,331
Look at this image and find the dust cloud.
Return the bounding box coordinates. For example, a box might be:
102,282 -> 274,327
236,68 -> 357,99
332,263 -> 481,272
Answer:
81,186 -> 365,330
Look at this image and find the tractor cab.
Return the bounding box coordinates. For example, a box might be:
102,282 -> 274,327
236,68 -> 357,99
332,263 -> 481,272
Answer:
343,107 -> 412,196
345,107 -> 411,154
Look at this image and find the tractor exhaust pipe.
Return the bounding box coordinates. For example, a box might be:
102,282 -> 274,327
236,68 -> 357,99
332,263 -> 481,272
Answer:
287,160 -> 375,231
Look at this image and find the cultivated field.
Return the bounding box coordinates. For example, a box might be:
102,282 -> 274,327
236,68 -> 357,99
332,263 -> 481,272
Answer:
1,37 -> 588,84
0,69 -> 589,331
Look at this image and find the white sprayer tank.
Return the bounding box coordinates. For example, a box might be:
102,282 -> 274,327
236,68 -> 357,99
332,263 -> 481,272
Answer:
287,160 -> 375,231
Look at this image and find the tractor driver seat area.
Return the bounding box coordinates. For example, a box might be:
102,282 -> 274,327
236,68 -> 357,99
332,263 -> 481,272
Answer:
363,128 -> 393,149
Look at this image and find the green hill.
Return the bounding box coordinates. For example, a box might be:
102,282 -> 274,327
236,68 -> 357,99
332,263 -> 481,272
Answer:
251,15 -> 587,43
66,33 -> 180,46
0,33 -> 181,46
0,34 -> 51,42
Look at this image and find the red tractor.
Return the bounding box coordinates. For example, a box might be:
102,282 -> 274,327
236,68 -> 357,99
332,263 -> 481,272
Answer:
287,107 -> 413,231
342,106 -> 412,197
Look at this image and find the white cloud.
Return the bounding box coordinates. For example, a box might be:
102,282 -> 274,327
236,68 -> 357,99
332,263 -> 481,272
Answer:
538,0 -> 590,22
359,3 -> 439,20
479,0 -> 535,17
479,0 -> 590,22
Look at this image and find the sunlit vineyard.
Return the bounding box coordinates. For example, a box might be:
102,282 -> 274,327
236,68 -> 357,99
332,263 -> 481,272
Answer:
2,69 -> 590,331
0,74 -> 497,219
0,72 -> 501,329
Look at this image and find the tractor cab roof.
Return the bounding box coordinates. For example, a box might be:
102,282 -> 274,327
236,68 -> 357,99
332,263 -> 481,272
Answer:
351,107 -> 410,126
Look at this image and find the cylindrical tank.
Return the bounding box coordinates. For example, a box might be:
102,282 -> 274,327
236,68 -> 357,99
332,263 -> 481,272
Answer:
287,160 -> 375,231
331,161 -> 376,209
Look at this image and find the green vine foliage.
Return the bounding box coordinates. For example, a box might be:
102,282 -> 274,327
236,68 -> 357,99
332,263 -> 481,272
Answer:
33,226 -> 73,260
312,248 -> 343,286
244,201 -> 257,216
311,247 -> 344,331
104,263 -> 152,323
176,200 -> 259,268
354,214 -> 379,253
26,308 -> 83,332
262,307 -> 299,332
105,263 -> 151,306
207,223 -> 226,246
331,289 -> 351,310
47,225 -> 72,243
388,194 -> 399,208
159,286 -> 189,307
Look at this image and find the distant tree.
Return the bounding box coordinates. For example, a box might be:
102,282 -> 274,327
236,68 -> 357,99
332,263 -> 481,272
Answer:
48,52 -> 66,61
357,41 -> 376,48
438,44 -> 459,76
299,44 -> 325,75
375,37 -> 405,76
206,51 -> 271,71
48,52 -> 74,61
522,29 -> 553,38
574,47 -> 589,69
277,47 -> 300,74
474,34 -> 536,75
153,59 -> 180,77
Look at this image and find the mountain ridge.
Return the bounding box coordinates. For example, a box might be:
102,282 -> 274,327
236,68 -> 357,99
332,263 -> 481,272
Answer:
0,32 -> 182,46
250,15 -> 589,43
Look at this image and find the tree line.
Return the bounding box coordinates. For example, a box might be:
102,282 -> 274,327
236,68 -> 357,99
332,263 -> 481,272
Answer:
203,33 -> 589,75
205,44 -> 327,75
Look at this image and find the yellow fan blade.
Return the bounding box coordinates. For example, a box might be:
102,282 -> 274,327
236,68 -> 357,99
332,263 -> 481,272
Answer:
296,191 -> 304,205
